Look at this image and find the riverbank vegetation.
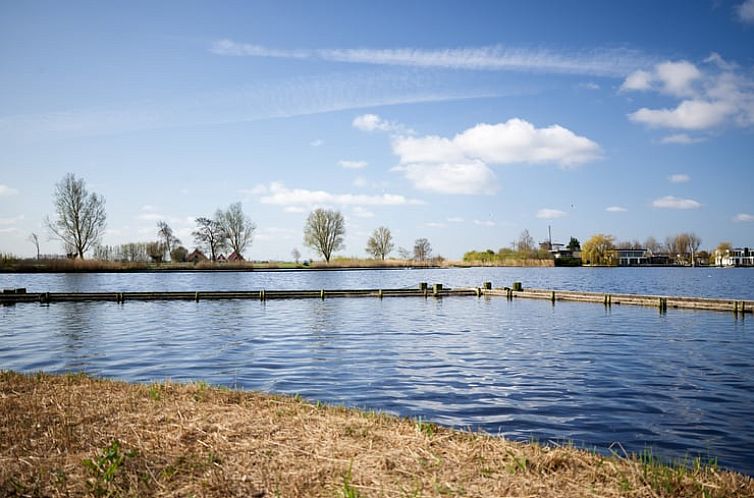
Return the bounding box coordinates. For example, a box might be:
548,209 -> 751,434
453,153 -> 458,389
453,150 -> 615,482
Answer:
2,371 -> 751,497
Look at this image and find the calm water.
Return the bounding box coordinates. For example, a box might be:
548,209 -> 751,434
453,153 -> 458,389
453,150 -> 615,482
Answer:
1,266 -> 753,299
1,285 -> 753,475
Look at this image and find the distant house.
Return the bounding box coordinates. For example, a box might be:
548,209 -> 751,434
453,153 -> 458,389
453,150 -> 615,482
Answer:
186,249 -> 208,264
617,248 -> 648,266
716,247 -> 754,267
228,251 -> 245,262
549,243 -> 582,266
216,254 -> 227,263
647,252 -> 671,266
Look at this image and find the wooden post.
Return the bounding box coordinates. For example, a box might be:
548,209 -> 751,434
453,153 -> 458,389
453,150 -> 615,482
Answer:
419,282 -> 428,291
433,283 -> 443,296
260,289 -> 265,301
512,282 -> 523,292
195,292 -> 200,302
483,282 -> 492,290
320,289 -> 325,300
551,291 -> 556,303
378,289 -> 383,299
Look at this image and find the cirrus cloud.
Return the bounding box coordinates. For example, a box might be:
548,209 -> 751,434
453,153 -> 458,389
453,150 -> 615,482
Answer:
339,160 -> 368,169
734,213 -> 754,222
606,206 -> 628,213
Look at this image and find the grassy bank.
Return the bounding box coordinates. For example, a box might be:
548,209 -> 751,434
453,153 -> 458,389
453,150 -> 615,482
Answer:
1,372 -> 751,497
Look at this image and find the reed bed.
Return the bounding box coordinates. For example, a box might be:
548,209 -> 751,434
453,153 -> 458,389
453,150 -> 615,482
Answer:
1,371 -> 751,497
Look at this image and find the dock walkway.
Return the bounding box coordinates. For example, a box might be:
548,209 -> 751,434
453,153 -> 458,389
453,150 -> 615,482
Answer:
1,284 -> 751,314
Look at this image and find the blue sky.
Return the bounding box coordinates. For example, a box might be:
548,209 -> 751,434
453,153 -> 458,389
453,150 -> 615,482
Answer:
1,0 -> 753,260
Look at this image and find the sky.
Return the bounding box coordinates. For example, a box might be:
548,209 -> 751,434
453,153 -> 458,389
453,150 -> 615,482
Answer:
1,0 -> 753,260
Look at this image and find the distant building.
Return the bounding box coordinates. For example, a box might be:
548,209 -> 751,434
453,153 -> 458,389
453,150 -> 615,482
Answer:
186,249 -> 208,264
216,254 -> 227,263
228,251 -> 245,262
716,247 -> 754,267
647,252 -> 671,266
617,248 -> 648,266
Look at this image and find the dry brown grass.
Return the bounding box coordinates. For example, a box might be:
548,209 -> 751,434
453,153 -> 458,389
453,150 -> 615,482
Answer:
1,372 -> 752,498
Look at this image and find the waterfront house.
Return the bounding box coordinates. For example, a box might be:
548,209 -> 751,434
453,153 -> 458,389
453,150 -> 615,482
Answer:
715,247 -> 754,267
216,254 -> 227,263
617,248 -> 648,266
186,249 -> 208,264
228,250 -> 244,262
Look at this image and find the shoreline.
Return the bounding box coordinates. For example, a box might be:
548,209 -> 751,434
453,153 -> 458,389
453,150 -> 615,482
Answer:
2,371 -> 752,497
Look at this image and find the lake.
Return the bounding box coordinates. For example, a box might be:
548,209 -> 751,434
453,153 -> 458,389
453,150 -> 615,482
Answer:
1,267 -> 753,475
1,266 -> 753,298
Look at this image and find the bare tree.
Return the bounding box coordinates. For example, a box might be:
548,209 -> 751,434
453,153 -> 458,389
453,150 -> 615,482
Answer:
396,247 -> 411,260
366,226 -> 394,260
45,173 -> 106,259
157,221 -> 181,260
217,202 -> 256,257
644,236 -> 660,255
192,217 -> 227,261
291,248 -> 301,263
413,238 -> 432,261
28,233 -> 40,259
688,232 -> 702,267
304,208 -> 345,263
515,229 -> 536,255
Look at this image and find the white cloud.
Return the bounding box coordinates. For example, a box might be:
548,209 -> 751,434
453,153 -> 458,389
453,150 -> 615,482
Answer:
737,0 -> 754,23
309,139 -> 324,147
0,184 -> 19,197
606,206 -> 628,213
353,177 -> 368,188
734,213 -> 754,222
660,133 -> 704,144
246,182 -> 422,208
0,227 -> 19,234
339,160 -> 368,169
620,70 -> 653,92
623,56 -> 754,132
652,196 -> 702,209
389,118 -> 600,195
211,40 -> 652,77
352,206 -> 375,218
536,208 -> 566,219
447,216 -> 464,223
655,61 -> 702,97
425,222 -> 446,228
392,161 -> 498,195
473,219 -> 496,226
394,119 -> 601,167
668,173 -> 690,183
352,114 -> 411,134
629,100 -> 734,130
0,215 -> 24,225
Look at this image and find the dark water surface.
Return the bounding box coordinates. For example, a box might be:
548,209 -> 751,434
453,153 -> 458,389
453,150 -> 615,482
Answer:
1,266 -> 753,299
2,286 -> 753,475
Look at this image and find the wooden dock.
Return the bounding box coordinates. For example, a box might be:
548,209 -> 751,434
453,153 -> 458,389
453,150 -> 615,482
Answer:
1,283 -> 752,315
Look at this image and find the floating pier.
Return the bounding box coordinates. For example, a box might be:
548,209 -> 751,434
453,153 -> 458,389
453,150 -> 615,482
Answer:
1,283 -> 752,315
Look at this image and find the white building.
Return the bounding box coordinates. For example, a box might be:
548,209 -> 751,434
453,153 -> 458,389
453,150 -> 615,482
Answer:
715,247 -> 754,267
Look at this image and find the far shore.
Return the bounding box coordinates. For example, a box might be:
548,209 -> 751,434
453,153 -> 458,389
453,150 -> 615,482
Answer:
0,258 -> 556,273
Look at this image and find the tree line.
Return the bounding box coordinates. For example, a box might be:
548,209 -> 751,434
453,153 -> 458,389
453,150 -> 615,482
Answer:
40,174 -> 439,264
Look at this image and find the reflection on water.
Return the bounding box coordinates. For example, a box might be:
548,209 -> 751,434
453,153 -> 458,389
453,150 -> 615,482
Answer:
1,266 -> 753,298
1,296 -> 753,475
